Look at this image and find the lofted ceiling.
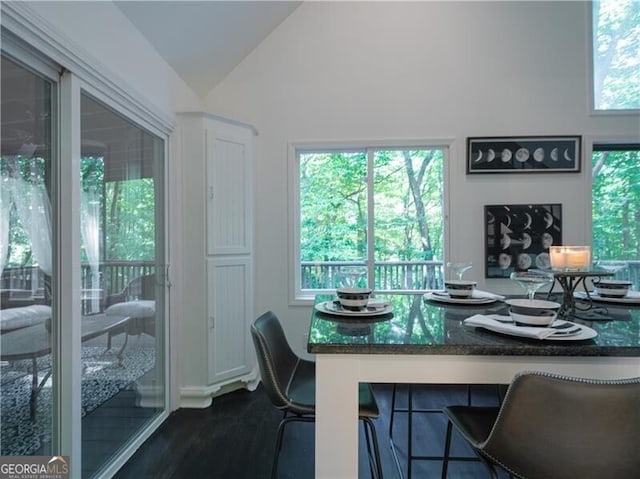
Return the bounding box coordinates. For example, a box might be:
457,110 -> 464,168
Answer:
114,1 -> 301,98
1,1 -> 301,168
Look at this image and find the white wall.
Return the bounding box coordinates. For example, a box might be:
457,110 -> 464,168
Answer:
26,1 -> 203,115
204,1 -> 640,357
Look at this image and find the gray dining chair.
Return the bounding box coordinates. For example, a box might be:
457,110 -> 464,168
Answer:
251,310 -> 383,479
441,370 -> 640,479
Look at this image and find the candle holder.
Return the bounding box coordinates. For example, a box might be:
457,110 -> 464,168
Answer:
549,246 -> 592,272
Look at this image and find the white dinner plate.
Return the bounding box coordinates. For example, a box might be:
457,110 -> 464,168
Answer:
473,315 -> 598,341
315,300 -> 393,317
424,291 -> 497,305
574,290 -> 640,304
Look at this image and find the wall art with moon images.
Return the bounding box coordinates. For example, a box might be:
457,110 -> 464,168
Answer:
484,204 -> 562,278
467,136 -> 581,173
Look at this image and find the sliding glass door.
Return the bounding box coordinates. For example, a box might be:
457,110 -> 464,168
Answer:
1,47 -> 167,476
0,53 -> 55,457
79,94 -> 166,476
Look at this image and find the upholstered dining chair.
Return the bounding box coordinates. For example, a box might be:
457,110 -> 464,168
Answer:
251,310 -> 383,479
441,370 -> 640,479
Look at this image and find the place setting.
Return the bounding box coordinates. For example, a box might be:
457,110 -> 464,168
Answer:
460,269 -> 597,340
315,287 -> 393,321
463,298 -> 597,341
574,279 -> 640,304
424,282 -> 505,305
424,262 -> 506,305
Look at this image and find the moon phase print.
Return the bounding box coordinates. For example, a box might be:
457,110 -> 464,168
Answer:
467,136 -> 581,173
484,204 -> 562,278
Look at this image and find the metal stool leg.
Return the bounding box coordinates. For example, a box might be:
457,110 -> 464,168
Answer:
441,420 -> 453,479
363,417 -> 383,479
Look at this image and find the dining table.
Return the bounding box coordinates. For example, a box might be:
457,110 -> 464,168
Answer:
307,291 -> 640,478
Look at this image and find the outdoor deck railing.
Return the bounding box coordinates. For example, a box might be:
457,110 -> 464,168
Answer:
301,260 -> 446,290
1,262 -> 155,313
4,259 -> 640,304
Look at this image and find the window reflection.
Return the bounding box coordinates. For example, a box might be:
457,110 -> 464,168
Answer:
1,55 -> 54,456
80,94 -> 165,476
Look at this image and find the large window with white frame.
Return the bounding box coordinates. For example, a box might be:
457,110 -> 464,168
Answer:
291,144 -> 447,299
592,0 -> 640,111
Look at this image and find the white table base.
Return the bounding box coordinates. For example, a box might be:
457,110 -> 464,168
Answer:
315,354 -> 640,479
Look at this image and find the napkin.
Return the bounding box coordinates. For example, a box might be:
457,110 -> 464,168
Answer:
472,289 -> 506,301
464,314 -> 567,340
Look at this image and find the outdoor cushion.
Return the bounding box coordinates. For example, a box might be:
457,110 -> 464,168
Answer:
105,300 -> 155,319
0,305 -> 51,331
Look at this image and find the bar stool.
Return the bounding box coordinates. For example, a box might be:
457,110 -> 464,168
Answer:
441,371 -> 640,479
251,311 -> 384,479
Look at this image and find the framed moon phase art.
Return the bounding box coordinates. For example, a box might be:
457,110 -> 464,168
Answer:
484,204 -> 562,278
467,136 -> 581,173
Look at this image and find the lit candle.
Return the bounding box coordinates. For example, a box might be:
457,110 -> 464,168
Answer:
549,246 -> 591,271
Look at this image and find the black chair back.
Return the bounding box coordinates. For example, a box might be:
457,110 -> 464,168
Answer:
251,310 -> 304,412
484,372 -> 640,479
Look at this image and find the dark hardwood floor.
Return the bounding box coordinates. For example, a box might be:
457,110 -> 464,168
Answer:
114,383 -> 511,479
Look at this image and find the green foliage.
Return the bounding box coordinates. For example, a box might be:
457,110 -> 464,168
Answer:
82,156 -> 156,261
593,0 -> 640,109
592,149 -> 640,259
299,148 -> 444,264
104,178 -> 156,261
2,155 -> 156,268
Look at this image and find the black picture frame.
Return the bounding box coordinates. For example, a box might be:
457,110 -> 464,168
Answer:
467,136 -> 581,173
484,204 -> 562,278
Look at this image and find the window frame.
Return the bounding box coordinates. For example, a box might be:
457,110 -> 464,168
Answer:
288,139 -> 451,304
588,137 -> 640,266
589,0 -> 640,115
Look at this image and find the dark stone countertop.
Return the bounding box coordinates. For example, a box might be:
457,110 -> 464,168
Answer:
307,293 -> 640,357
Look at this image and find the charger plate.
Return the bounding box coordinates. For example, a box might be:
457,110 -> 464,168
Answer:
574,290 -> 640,304
424,291 -> 497,305
315,300 -> 392,318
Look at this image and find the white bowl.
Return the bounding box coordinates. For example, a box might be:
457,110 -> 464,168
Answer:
506,298 -> 561,327
336,287 -> 372,310
592,279 -> 632,298
444,280 -> 477,298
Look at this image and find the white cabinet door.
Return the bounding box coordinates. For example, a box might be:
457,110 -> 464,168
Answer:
206,257 -> 253,385
205,123 -> 253,256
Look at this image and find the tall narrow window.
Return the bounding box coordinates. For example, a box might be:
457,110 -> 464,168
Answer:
592,143 -> 640,287
295,145 -> 445,297
592,0 -> 640,111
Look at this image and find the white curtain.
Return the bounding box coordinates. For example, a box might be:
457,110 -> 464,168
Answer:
0,177 -> 10,280
9,176 -> 52,276
81,188 -> 101,307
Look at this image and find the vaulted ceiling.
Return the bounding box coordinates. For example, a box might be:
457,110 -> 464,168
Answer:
114,1 -> 301,98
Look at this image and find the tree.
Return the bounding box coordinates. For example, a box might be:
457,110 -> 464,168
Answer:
593,0 -> 640,109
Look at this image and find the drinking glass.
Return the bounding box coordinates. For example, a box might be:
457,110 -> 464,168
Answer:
510,270 -> 555,300
595,260 -> 628,274
446,262 -> 473,280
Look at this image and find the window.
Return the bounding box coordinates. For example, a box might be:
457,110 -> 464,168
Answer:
592,0 -> 640,111
592,143 -> 640,287
292,144 -> 446,298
